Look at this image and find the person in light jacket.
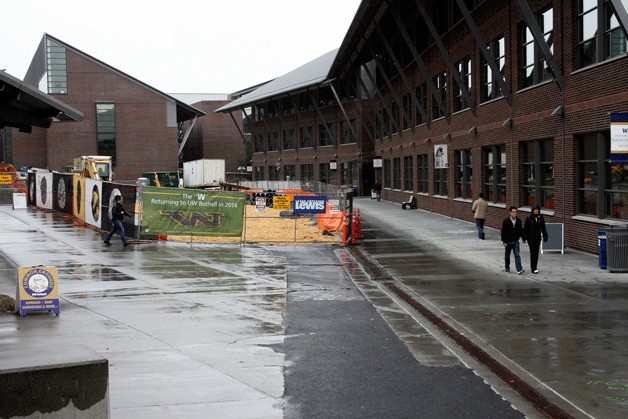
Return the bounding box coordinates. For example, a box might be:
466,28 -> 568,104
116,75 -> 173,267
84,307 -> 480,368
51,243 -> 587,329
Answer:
524,204 -> 548,274
472,193 -> 488,240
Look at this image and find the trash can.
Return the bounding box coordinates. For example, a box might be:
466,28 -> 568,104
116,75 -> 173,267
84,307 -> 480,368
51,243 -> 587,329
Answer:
598,229 -> 607,269
606,228 -> 628,273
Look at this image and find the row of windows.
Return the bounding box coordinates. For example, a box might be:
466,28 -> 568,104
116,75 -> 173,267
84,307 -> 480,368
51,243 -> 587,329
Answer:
372,1 -> 625,137
253,120 -> 356,152
377,134 -> 627,221
254,162 -> 359,185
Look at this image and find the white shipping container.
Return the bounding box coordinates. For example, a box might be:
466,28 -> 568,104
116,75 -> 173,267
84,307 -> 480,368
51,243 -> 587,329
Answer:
183,159 -> 226,188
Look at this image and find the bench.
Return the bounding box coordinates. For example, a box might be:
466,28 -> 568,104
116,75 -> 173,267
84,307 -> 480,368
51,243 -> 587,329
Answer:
401,195 -> 417,210
0,345 -> 109,417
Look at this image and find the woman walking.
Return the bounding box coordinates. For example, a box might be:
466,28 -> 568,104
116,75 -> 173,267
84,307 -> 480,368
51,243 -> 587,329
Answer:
524,204 -> 548,274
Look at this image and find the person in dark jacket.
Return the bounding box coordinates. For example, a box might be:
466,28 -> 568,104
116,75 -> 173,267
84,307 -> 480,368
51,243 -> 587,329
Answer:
500,206 -> 526,274
524,204 -> 548,274
104,195 -> 131,246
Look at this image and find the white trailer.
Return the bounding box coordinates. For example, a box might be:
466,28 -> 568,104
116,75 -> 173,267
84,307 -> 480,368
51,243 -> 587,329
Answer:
183,159 -> 226,188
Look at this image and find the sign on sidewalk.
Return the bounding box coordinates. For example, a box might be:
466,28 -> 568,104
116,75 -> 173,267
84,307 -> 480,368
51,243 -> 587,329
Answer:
17,266 -> 60,316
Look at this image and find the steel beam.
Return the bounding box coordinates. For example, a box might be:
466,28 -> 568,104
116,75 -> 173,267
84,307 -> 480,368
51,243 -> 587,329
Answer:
609,0 -> 628,37
361,59 -> 399,137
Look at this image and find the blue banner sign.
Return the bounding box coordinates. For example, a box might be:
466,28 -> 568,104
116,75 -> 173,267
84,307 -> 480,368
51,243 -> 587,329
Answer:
293,196 -> 327,214
611,112 -> 628,163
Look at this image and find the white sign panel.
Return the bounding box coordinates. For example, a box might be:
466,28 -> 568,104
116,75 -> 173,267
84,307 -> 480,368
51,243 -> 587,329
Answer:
434,144 -> 448,168
35,172 -> 53,209
84,178 -> 102,229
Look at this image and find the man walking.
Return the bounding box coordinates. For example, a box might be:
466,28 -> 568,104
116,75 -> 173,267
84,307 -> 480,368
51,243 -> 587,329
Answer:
472,193 -> 488,239
104,195 -> 131,246
500,206 -> 526,274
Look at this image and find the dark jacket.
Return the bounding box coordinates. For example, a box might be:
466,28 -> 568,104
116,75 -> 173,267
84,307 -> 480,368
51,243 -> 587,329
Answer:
501,216 -> 526,243
524,205 -> 548,242
111,202 -> 129,221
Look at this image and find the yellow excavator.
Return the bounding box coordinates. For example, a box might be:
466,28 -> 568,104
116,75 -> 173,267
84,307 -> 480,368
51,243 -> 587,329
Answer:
73,156 -> 113,181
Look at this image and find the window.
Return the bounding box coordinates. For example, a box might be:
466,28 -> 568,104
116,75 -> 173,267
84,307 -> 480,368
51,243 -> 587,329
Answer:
300,164 -> 314,181
253,134 -> 264,153
519,8 -> 554,88
375,110 -> 383,139
96,103 -> 115,162
318,123 -> 334,147
0,127 -> 13,164
299,126 -> 313,148
384,159 -> 392,189
402,93 -> 411,131
393,157 -> 401,189
268,164 -> 279,181
455,150 -> 473,198
415,84 -> 428,126
283,128 -> 295,150
45,38 -> 67,94
481,36 -> 506,101
341,162 -> 358,186
284,164 -> 296,181
577,133 -> 628,220
453,57 -> 472,112
576,0 -> 627,68
268,132 -> 279,151
404,156 -> 414,191
417,154 -> 429,193
521,139 -> 555,209
340,119 -> 355,144
319,163 -> 331,184
254,166 -> 264,181
483,145 -> 507,203
391,102 -> 400,134
434,165 -> 448,196
432,71 -> 447,119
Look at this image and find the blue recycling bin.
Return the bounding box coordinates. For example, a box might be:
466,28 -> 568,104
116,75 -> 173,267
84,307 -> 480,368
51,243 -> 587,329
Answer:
598,229 -> 607,269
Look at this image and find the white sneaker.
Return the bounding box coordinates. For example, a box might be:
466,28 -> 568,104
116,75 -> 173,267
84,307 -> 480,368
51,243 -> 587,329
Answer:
533,270 -> 539,274
517,269 -> 525,275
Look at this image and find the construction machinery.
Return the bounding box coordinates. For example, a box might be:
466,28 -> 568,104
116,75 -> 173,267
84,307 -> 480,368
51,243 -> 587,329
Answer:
72,156 -> 113,181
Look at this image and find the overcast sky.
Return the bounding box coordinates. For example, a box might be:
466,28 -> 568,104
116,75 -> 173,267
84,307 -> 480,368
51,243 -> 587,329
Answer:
1,0 -> 362,94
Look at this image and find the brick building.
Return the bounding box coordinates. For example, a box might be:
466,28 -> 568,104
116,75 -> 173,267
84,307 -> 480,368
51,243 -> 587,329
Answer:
219,0 -> 627,253
11,34 -> 205,182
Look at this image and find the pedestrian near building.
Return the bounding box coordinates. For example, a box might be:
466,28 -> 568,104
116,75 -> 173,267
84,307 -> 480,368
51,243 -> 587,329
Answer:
472,193 -> 488,240
500,206 -> 526,274
524,204 -> 548,274
104,195 -> 131,246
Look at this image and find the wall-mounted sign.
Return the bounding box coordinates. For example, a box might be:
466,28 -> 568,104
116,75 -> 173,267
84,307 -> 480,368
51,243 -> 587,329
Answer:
373,157 -> 382,168
273,195 -> 291,210
17,266 -> 59,316
330,160 -> 337,170
293,196 -> 327,214
611,112 -> 628,162
434,144 -> 448,168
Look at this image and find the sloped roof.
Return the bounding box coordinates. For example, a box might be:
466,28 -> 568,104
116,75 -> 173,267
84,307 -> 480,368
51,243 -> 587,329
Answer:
0,69 -> 83,132
25,34 -> 205,121
216,49 -> 339,113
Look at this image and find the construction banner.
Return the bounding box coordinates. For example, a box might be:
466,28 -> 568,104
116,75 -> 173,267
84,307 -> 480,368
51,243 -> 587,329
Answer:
141,187 -> 246,237
72,174 -> 85,221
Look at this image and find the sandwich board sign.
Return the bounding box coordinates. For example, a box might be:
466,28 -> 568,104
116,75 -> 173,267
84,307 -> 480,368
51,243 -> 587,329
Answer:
17,266 -> 60,316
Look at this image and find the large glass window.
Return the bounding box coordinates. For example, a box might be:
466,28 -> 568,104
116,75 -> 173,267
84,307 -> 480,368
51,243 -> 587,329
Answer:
402,93 -> 411,131
284,164 -> 296,181
404,155 -> 414,191
455,149 -> 473,198
318,123 -> 334,147
283,128 -> 295,150
432,71 -> 447,119
577,133 -> 628,220
46,38 -> 67,94
416,84 -> 428,126
254,166 -> 264,181
319,163 -> 331,184
391,103 -> 400,135
268,164 -> 279,181
519,8 -> 554,88
96,103 -> 116,162
434,166 -> 448,196
253,134 -> 264,153
268,132 -> 279,151
417,154 -> 429,193
340,119 -> 355,144
577,0 -> 627,68
483,145 -> 507,203
393,157 -> 402,190
299,126 -> 313,148
522,139 -> 555,209
481,36 -> 506,101
453,57 -> 472,112
384,159 -> 392,189
341,161 -> 358,186
300,164 -> 314,181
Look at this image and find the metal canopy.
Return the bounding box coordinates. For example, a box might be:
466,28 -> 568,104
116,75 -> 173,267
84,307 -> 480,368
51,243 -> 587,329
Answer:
0,70 -> 83,132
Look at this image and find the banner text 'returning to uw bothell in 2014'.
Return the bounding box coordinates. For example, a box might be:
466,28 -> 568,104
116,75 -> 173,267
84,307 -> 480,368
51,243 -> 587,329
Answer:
141,187 -> 246,237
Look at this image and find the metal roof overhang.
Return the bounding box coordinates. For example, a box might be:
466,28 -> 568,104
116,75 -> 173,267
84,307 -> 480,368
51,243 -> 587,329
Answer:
215,48 -> 339,113
0,70 -> 83,132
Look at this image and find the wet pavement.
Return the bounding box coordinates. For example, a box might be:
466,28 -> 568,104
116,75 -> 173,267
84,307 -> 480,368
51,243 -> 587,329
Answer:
0,200 -> 626,418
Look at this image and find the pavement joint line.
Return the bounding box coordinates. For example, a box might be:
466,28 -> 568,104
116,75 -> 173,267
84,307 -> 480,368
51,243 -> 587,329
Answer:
344,245 -> 583,419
